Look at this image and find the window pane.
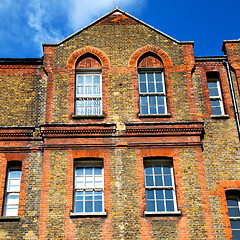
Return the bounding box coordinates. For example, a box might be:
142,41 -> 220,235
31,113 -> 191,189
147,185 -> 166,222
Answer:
85,201 -> 93,212
165,190 -> 173,199
76,76 -> 84,86
94,201 -> 102,212
156,82 -> 163,93
140,83 -> 147,93
75,192 -> 83,201
155,176 -> 163,186
6,194 -> 19,205
9,171 -> 21,179
5,206 -> 18,216
149,106 -> 157,114
154,166 -> 161,174
227,199 -> 238,207
155,73 -> 162,82
209,88 -> 219,97
94,192 -> 103,200
141,106 -> 148,114
163,166 -> 171,174
8,179 -> 21,191
157,96 -> 164,106
156,201 -> 164,212
85,75 -> 92,85
166,201 -> 174,211
93,75 -> 100,84
85,167 -> 93,175
94,168 -> 102,175
146,176 -> 154,186
139,73 -> 146,83
75,168 -> 84,176
146,200 -> 155,212
229,207 -> 240,217
156,190 -> 164,200
85,191 -> 93,201
149,96 -> 156,106
148,83 -> 155,93
164,175 -> 172,186
208,81 -> 218,88
145,166 -> 153,175
158,106 -> 165,114
146,190 -> 154,200
231,220 -> 240,229
232,230 -> 240,240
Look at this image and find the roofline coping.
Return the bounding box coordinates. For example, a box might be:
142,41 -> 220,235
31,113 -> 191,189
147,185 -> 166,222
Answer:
42,8 -> 194,47
195,56 -> 227,62
0,58 -> 43,65
222,39 -> 240,51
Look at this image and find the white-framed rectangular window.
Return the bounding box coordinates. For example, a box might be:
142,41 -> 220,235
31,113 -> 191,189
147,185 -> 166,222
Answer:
138,69 -> 167,115
75,71 -> 102,116
74,161 -> 104,213
226,193 -> 240,239
207,73 -> 224,115
144,160 -> 177,213
4,167 -> 22,216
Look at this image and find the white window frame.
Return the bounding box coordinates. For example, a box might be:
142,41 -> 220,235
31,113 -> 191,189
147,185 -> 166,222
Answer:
138,67 -> 167,115
75,68 -> 102,116
73,160 -> 105,214
144,159 -> 179,215
207,75 -> 224,115
3,166 -> 22,216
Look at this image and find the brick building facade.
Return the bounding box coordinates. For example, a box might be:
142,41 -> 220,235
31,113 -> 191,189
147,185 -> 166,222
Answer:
0,7 -> 240,239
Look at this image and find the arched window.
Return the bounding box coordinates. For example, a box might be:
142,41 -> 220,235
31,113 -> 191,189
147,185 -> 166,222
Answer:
75,54 -> 102,116
138,53 -> 167,115
226,190 -> 240,239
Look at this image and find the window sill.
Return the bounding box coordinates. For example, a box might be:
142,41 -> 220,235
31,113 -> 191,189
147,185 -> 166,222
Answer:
70,212 -> 107,218
72,115 -> 105,119
211,114 -> 229,119
139,114 -> 171,118
0,216 -> 20,221
144,211 -> 181,216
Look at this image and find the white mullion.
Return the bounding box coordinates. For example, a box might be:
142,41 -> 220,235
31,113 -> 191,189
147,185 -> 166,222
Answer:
153,72 -> 157,93
152,166 -> 157,211
217,80 -> 224,114
171,165 -> 177,212
161,165 -> 167,212
147,96 -> 150,114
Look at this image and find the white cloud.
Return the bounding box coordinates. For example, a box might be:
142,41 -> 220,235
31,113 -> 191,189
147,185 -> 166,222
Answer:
0,0 -> 146,57
68,0 -> 146,31
27,1 -> 64,45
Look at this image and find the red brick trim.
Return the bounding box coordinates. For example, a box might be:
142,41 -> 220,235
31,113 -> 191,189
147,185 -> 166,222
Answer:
66,46 -> 110,69
128,45 -> 173,68
215,180 -> 240,239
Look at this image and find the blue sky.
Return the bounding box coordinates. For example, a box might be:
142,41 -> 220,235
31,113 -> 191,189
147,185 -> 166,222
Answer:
0,0 -> 239,58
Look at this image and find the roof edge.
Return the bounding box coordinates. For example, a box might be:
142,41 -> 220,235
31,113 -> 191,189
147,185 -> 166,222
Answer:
0,58 -> 43,65
195,56 -> 227,62
43,7 -> 194,47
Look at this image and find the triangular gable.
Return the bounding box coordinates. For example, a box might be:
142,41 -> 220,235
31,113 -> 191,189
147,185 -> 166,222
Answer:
43,7 -> 193,47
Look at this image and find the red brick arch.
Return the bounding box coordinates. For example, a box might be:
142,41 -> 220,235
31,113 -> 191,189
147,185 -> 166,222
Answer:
128,45 -> 173,68
66,46 -> 110,68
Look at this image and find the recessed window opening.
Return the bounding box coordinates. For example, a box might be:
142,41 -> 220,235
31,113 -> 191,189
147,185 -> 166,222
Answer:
207,72 -> 224,115
138,53 -> 167,115
74,159 -> 104,213
226,190 -> 240,239
3,162 -> 22,216
144,158 -> 177,213
75,53 -> 102,116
